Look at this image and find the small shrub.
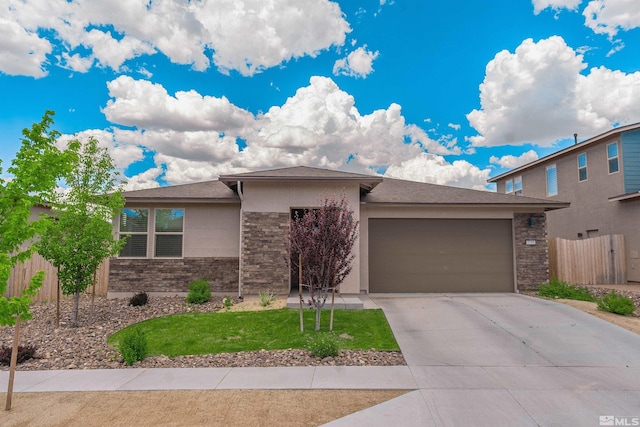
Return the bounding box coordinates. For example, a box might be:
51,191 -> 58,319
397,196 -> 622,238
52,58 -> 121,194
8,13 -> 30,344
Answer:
222,296 -> 232,310
598,291 -> 635,315
119,328 -> 148,366
187,279 -> 211,304
259,290 -> 275,307
306,332 -> 340,359
129,292 -> 149,307
538,278 -> 597,302
0,344 -> 38,365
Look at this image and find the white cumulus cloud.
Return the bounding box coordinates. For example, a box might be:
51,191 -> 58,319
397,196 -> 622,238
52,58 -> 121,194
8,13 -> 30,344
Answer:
385,153 -> 492,191
333,46 -> 379,78
532,0 -> 582,15
583,0 -> 640,38
0,17 -> 51,77
490,150 -> 539,169
1,0 -> 351,76
467,36 -> 640,147
98,75 -> 466,188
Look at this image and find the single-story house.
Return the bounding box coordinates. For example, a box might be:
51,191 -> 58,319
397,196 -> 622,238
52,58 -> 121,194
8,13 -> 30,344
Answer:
108,166 -> 568,298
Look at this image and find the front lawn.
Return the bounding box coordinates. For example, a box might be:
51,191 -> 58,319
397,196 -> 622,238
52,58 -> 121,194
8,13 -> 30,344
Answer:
108,308 -> 399,358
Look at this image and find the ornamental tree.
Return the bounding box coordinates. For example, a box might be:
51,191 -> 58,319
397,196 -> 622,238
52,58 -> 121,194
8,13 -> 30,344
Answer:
288,195 -> 359,331
38,136 -> 126,327
0,111 -> 73,410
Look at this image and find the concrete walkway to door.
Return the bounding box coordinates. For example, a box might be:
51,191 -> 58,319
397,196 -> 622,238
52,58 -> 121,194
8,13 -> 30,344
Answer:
325,293 -> 640,426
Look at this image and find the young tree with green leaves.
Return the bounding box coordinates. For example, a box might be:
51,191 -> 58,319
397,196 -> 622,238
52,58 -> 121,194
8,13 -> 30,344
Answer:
38,136 -> 126,327
288,195 -> 359,331
0,111 -> 73,410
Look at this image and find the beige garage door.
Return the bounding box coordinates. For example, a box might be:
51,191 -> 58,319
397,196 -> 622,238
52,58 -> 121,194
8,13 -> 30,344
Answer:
369,219 -> 514,293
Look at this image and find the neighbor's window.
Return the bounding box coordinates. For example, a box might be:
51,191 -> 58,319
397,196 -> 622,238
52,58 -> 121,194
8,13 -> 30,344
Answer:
154,208 -> 184,257
607,142 -> 619,174
578,153 -> 587,182
514,176 -> 523,195
119,208 -> 149,257
505,179 -> 513,193
546,164 -> 558,196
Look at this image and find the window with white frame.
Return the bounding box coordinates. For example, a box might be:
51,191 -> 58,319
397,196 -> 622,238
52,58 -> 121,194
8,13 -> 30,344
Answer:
578,153 -> 587,181
505,179 -> 513,193
119,208 -> 149,257
514,176 -> 523,195
546,164 -> 558,196
607,142 -> 619,174
154,208 -> 184,257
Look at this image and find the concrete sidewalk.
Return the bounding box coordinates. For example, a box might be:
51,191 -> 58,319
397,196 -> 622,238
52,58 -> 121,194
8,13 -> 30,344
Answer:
0,366 -> 416,393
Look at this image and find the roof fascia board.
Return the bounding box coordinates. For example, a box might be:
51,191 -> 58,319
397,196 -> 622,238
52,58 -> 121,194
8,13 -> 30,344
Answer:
360,201 -> 569,210
124,198 -> 240,204
488,122 -> 640,183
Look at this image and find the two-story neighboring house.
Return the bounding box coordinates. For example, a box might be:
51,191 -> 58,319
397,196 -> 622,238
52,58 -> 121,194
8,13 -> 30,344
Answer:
488,122 -> 640,283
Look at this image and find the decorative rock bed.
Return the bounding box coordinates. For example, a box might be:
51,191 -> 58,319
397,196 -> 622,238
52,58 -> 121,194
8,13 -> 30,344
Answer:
0,295 -> 405,371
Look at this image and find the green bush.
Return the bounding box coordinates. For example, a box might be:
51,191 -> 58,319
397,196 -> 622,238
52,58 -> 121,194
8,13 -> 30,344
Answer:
129,292 -> 149,307
119,328 -> 148,366
598,291 -> 635,315
259,290 -> 275,307
187,279 -> 211,304
0,344 -> 38,365
306,332 -> 340,358
538,278 -> 597,302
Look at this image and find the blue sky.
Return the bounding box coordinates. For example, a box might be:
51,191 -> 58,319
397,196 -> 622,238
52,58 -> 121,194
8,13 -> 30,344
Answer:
1,0 -> 639,190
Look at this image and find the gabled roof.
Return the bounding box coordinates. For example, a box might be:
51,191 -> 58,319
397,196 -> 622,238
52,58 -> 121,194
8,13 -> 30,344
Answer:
363,177 -> 568,210
219,166 -> 383,192
488,122 -> 640,183
122,180 -> 239,203
120,166 -> 567,210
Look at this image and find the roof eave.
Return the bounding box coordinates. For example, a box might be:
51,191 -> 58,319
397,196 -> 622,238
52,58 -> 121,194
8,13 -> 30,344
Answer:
360,201 -> 570,210
608,192 -> 640,202
124,197 -> 240,204
488,122 -> 640,183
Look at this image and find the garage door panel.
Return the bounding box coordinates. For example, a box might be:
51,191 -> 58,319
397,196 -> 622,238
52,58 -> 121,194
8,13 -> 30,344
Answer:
369,219 -> 514,293
371,253 -> 512,275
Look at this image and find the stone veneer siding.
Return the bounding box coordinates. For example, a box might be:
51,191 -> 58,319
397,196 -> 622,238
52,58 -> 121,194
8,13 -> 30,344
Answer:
514,212 -> 549,290
241,211 -> 290,295
109,257 -> 238,293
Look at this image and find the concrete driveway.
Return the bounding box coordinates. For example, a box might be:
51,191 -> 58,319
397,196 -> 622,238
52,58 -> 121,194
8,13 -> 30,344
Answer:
328,293 -> 640,426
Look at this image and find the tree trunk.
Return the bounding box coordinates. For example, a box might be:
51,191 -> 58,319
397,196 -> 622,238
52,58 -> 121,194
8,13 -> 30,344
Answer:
315,306 -> 321,331
72,291 -> 80,327
298,254 -> 303,332
5,318 -> 20,411
56,269 -> 60,328
330,285 -> 336,331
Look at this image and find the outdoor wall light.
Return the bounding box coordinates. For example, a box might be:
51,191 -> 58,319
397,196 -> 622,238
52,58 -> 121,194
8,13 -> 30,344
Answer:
528,217 -> 536,227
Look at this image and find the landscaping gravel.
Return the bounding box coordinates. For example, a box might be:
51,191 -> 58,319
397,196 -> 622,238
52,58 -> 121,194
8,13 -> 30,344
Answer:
0,295 -> 405,371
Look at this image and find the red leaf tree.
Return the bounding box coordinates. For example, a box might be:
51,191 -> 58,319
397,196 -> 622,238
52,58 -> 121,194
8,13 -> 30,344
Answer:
288,195 -> 359,331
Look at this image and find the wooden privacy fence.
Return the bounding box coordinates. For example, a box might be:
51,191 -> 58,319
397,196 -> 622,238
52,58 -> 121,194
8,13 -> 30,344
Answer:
5,254 -> 109,302
548,234 -> 626,285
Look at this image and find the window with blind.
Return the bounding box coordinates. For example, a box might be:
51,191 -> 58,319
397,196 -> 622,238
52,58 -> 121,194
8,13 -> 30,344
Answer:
154,208 -> 184,258
119,208 -> 149,257
546,164 -> 558,196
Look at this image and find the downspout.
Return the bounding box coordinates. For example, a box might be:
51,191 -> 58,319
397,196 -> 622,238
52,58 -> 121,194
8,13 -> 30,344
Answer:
237,181 -> 244,299
237,181 -> 244,300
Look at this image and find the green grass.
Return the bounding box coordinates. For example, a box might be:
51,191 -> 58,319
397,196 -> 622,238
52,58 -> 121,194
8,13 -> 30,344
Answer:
108,308 -> 399,358
538,278 -> 597,302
